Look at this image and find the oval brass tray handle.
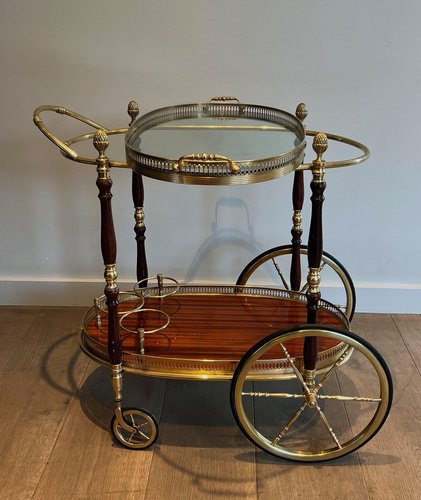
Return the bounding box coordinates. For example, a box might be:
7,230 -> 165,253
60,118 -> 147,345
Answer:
208,96 -> 240,104
173,154 -> 240,174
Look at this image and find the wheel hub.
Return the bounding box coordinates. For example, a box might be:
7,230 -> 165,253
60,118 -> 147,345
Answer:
305,391 -> 318,408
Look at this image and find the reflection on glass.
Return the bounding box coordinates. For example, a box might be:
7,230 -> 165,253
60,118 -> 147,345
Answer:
131,118 -> 300,160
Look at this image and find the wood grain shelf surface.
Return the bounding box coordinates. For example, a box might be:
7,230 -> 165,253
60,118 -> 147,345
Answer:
87,294 -> 345,360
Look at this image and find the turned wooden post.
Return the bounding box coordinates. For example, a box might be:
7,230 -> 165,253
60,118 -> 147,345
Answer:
128,100 -> 148,285
94,130 -> 121,366
290,103 -> 307,291
304,132 -> 328,379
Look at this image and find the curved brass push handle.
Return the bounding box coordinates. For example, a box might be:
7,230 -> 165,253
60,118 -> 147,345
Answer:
173,154 -> 240,174
33,105 -> 107,161
299,130 -> 370,170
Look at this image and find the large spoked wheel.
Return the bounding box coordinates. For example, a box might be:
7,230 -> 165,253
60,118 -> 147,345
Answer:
236,245 -> 356,321
111,408 -> 159,450
230,326 -> 392,462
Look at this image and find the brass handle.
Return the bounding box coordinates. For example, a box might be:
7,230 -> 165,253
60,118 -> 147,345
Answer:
33,105 -> 108,161
208,96 -> 240,104
173,154 -> 240,174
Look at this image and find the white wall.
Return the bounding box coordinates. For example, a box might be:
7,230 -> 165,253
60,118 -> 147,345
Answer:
1,0 -> 420,312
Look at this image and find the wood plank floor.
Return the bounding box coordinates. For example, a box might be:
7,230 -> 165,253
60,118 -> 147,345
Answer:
0,307 -> 420,499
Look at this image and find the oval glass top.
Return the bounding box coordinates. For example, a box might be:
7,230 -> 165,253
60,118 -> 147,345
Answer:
129,117 -> 301,160
125,103 -> 306,185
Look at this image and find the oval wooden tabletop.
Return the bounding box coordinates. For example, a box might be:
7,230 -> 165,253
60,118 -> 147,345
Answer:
86,293 -> 346,361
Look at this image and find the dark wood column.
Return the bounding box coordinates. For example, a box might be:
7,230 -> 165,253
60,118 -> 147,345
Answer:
127,100 -> 148,285
290,170 -> 304,291
304,133 -> 328,373
94,129 -> 121,366
132,172 -> 148,284
290,103 -> 307,291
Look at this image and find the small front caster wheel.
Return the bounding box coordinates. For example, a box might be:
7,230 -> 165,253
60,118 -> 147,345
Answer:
111,408 -> 159,449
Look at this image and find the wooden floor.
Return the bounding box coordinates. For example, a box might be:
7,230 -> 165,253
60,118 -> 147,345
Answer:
0,307 -> 420,500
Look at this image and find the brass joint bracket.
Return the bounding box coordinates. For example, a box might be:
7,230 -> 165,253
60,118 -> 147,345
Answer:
307,267 -> 321,294
104,264 -> 118,291
134,207 -> 145,228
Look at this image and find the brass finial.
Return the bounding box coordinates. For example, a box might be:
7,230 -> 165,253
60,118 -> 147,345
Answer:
128,100 -> 139,125
312,132 -> 328,162
295,103 -> 308,123
93,129 -> 109,158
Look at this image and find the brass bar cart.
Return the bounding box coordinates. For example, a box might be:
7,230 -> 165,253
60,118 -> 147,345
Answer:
33,97 -> 392,462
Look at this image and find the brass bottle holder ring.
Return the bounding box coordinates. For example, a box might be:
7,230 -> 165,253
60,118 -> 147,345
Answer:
119,308 -> 171,336
94,291 -> 145,315
94,291 -> 145,328
119,308 -> 171,355
134,274 -> 180,299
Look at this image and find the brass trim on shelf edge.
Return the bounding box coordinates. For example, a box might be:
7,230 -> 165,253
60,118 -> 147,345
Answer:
79,285 -> 349,381
79,328 -> 349,382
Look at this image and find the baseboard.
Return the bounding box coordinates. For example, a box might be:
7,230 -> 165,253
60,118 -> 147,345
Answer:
0,278 -> 419,313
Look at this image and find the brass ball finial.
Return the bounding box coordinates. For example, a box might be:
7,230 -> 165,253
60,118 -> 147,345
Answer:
312,132 -> 328,161
295,103 -> 308,122
93,129 -> 109,156
128,100 -> 140,125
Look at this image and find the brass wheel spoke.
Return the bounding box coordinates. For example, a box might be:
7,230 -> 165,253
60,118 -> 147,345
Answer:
279,343 -> 310,394
272,402 -> 307,446
315,404 -> 342,449
318,394 -> 381,403
242,391 -> 305,399
137,430 -> 150,440
271,258 -> 290,290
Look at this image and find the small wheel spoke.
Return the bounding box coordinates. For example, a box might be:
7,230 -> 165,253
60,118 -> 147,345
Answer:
315,404 -> 342,449
242,391 -> 305,399
137,430 -> 150,440
271,258 -> 290,290
318,394 -> 381,403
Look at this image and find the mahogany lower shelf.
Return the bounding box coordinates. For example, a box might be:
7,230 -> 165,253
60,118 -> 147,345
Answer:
80,285 -> 348,380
